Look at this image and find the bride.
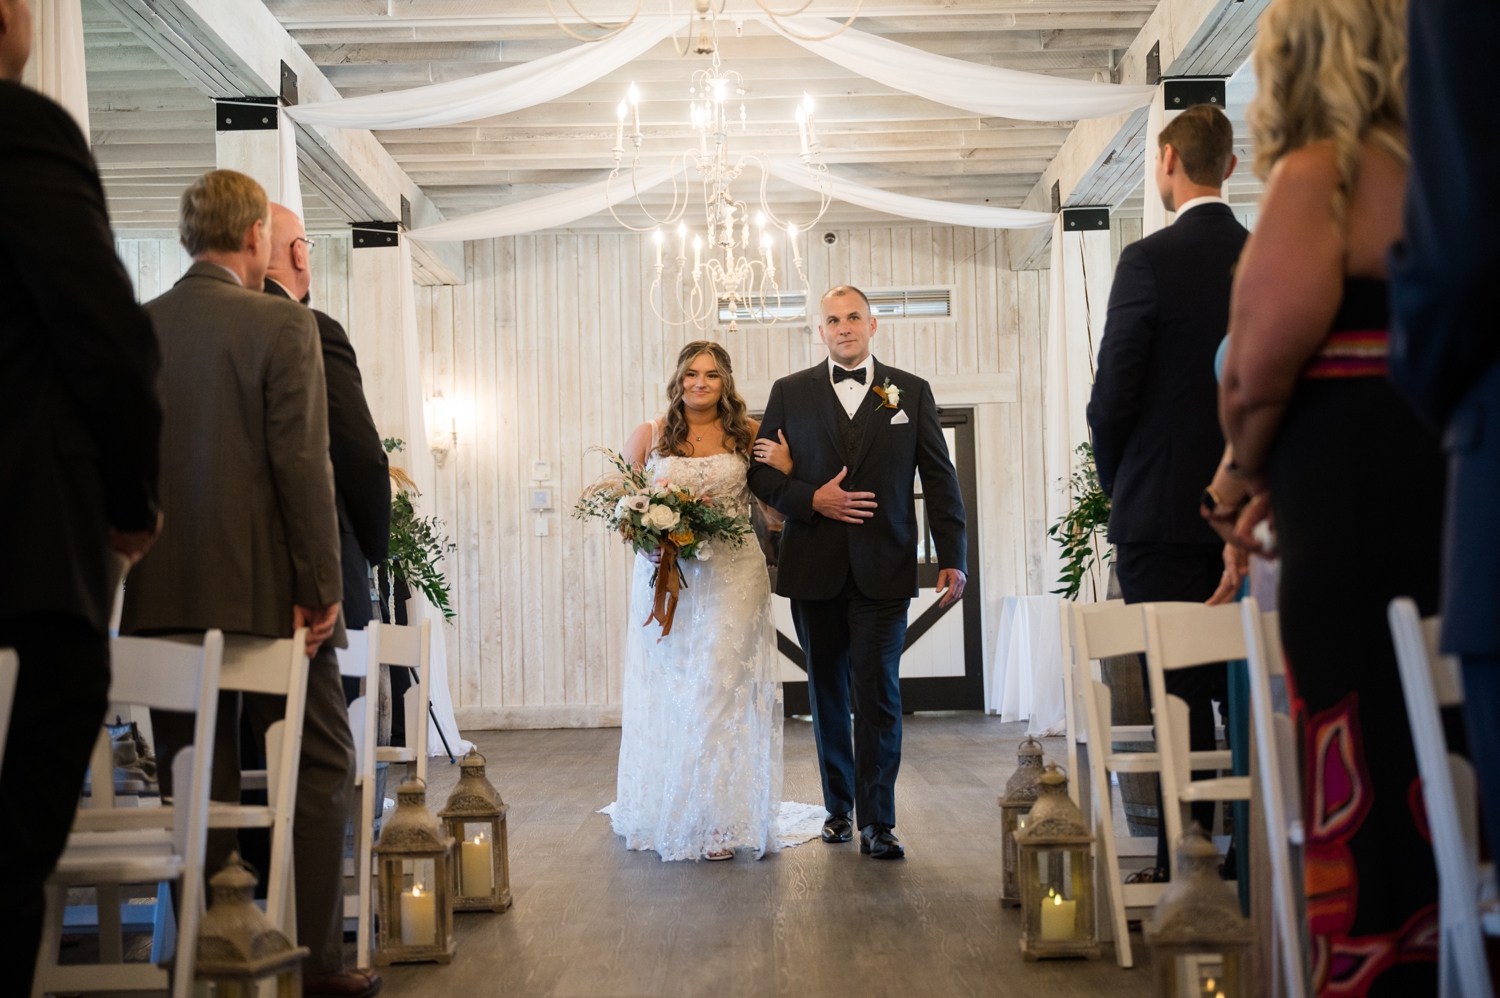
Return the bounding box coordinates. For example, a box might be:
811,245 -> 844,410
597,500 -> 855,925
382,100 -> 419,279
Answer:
611,341 -> 807,861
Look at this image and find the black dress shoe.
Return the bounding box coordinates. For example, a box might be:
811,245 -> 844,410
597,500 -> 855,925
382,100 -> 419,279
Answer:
860,824 -> 904,860
822,813 -> 853,843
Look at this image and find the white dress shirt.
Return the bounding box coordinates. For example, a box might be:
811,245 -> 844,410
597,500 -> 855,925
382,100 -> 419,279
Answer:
1173,194 -> 1230,219
829,354 -> 876,418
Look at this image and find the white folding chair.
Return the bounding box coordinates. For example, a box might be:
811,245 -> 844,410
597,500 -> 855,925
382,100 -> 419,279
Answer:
1240,598 -> 1309,998
376,618 -> 432,785
1141,603 -> 1252,877
1389,597 -> 1496,998
1068,599 -> 1175,967
33,631 -> 224,998
335,625 -> 382,970
0,648 -> 16,775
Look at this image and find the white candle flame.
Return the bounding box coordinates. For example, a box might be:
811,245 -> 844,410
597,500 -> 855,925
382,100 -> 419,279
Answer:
627,83 -> 640,106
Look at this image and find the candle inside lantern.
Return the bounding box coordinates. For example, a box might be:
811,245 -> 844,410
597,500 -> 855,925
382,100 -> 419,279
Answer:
399,884 -> 437,945
1039,889 -> 1076,942
460,832 -> 494,897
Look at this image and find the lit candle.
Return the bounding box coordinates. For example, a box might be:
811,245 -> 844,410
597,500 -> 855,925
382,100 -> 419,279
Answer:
653,228 -> 663,267
1039,890 -> 1077,942
399,884 -> 437,945
803,93 -> 818,148
460,832 -> 494,897
677,222 -> 687,261
795,106 -> 809,155
787,223 -> 802,266
628,82 -> 640,137
614,100 -> 626,152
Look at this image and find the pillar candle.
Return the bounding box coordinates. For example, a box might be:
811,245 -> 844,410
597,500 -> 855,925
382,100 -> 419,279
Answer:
460,834 -> 493,897
1039,891 -> 1076,941
400,885 -> 437,945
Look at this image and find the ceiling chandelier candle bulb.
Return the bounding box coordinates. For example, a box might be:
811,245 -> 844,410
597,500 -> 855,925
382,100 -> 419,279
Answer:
627,83 -> 642,145
614,101 -> 627,162
676,222 -> 687,263
795,105 -> 809,156
787,224 -> 803,266
802,93 -> 819,152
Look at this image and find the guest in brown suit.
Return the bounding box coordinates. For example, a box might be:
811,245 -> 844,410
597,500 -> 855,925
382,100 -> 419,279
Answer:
123,170 -> 379,998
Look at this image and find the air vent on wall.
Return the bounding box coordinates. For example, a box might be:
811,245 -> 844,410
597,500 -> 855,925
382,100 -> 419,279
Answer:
717,287 -> 954,325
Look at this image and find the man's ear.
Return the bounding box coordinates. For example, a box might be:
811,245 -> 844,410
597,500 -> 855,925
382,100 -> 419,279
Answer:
1160,144 -> 1178,176
243,217 -> 265,254
1224,153 -> 1239,182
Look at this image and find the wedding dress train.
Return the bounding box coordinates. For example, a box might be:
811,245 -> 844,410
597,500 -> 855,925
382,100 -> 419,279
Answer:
609,437 -> 822,860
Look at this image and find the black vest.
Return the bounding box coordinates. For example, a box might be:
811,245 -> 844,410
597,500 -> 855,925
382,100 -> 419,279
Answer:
839,387 -> 881,459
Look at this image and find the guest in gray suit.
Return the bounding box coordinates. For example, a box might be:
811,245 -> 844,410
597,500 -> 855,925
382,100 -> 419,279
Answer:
123,170 -> 378,998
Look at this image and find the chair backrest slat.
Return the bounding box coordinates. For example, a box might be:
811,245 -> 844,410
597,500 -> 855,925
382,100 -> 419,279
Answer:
219,635 -> 297,695
109,637 -> 206,712
1151,603 -> 1246,670
379,623 -> 423,668
1420,616 -> 1465,707
1076,600 -> 1145,660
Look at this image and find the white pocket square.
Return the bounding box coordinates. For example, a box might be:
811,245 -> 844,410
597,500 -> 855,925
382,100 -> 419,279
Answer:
890,410 -> 910,425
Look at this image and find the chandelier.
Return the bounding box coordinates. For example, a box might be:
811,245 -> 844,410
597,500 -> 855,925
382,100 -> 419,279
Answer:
605,49 -> 832,331
547,0 -> 868,46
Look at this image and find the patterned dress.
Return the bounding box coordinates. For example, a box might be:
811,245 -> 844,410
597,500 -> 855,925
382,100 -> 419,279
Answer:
1267,278 -> 1444,996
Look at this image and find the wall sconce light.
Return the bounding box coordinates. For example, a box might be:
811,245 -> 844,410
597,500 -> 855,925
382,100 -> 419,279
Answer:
427,391 -> 456,462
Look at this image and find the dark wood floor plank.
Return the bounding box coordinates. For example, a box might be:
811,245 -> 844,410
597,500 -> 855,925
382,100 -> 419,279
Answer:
375,714 -> 1156,997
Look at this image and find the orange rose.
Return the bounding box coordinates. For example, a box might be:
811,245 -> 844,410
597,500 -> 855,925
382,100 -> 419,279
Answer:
668,530 -> 695,547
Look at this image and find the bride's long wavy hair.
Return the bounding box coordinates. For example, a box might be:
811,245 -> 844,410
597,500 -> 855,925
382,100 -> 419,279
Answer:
657,341 -> 756,459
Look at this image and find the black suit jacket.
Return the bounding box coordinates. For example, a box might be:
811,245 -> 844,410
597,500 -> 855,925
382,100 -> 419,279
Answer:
1087,203 -> 1248,546
748,359 -> 966,600
265,279 -> 389,627
0,82 -> 161,633
1389,0 -> 1500,655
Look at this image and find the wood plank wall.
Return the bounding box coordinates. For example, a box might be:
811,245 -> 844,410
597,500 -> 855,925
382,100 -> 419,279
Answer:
115,226 -> 1056,730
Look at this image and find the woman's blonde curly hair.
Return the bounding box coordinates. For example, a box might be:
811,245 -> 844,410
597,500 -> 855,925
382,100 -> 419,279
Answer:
1247,0 -> 1408,219
657,341 -> 756,459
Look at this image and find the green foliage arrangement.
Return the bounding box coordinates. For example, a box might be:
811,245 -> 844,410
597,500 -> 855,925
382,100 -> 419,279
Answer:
1047,442 -> 1112,599
383,438 -> 457,620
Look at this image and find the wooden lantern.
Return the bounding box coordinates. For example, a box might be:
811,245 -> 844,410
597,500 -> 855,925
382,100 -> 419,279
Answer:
999,737 -> 1046,907
1145,825 -> 1254,998
1014,763 -> 1099,961
438,749 -> 512,913
373,778 -> 456,965
192,853 -> 309,997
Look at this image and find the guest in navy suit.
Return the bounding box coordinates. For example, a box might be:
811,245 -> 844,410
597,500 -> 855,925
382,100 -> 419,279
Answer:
1087,104 -> 1248,878
1388,0 -> 1500,866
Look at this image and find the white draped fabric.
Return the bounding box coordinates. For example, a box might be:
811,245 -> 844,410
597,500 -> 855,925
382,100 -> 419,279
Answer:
284,17 -> 683,130
1143,86 -> 1169,236
283,13 -> 1151,132
765,160 -> 1052,229
987,595 -> 1067,737
408,591 -> 474,759
766,16 -> 1155,122
23,0 -> 90,139
406,163 -> 685,241
278,110 -> 304,221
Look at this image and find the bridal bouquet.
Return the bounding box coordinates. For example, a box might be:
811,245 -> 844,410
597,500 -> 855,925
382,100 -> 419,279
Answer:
573,448 -> 753,637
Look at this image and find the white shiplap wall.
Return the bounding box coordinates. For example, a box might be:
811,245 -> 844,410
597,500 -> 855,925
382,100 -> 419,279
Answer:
115,226 -> 1055,729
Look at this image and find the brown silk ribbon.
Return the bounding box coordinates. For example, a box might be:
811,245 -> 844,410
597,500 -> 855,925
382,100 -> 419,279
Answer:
644,540 -> 683,638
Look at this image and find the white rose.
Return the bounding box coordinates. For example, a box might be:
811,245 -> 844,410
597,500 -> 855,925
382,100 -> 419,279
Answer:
695,542 -> 713,561
885,384 -> 902,407
642,504 -> 680,530
613,497 -> 629,518
625,494 -> 651,512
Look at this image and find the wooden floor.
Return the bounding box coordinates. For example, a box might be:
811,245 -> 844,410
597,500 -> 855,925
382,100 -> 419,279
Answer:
380,713 -> 1156,998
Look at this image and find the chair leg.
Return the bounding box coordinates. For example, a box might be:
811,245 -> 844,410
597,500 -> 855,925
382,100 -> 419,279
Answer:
30,882 -> 67,998
97,882 -> 124,964
1097,773 -> 1134,968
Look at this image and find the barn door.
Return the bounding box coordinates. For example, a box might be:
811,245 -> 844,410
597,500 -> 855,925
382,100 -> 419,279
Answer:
775,407 -> 983,713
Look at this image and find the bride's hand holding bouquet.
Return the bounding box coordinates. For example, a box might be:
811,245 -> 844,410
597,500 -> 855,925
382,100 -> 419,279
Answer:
573,447 -> 753,636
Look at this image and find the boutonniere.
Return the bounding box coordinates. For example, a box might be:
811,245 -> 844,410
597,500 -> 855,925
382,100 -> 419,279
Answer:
872,378 -> 902,410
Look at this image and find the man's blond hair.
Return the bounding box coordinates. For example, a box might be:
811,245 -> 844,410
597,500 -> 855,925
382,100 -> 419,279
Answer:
179,170 -> 269,255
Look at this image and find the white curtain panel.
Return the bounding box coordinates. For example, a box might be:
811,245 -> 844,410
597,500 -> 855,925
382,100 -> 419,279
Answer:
278,110 -> 304,221
407,591 -> 474,759
1143,86 -> 1169,236
765,16 -> 1155,122
766,160 -> 1052,229
23,0 -> 90,140
285,17 -> 684,130
406,162 -> 685,241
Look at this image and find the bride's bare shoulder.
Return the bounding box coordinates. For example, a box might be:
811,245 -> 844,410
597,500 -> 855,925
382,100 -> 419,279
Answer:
624,421 -> 656,468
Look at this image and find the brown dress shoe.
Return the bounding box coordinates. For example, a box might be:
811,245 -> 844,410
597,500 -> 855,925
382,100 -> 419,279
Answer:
304,968 -> 383,998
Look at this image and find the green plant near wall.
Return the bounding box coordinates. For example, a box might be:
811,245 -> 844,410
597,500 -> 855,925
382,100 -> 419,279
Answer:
383,438 -> 457,620
1047,442 -> 1112,600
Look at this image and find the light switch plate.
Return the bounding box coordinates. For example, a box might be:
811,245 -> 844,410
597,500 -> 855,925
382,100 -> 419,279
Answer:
532,461 -> 551,481
534,516 -> 550,537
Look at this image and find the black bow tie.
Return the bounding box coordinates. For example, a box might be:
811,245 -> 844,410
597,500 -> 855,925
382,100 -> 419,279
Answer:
833,366 -> 867,385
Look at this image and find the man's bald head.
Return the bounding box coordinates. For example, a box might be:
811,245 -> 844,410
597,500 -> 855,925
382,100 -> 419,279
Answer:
265,203 -> 311,301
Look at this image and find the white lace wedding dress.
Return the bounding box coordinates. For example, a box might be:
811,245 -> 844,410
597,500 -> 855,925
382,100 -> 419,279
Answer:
609,430 -> 823,861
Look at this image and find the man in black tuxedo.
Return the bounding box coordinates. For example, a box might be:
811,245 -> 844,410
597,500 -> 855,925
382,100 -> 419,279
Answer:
1388,0 -> 1500,868
749,286 -> 967,859
263,203 -> 390,632
0,1 -> 163,987
1087,104 -> 1248,877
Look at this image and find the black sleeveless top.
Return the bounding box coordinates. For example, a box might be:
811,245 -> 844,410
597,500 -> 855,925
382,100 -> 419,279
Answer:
1304,277 -> 1389,379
